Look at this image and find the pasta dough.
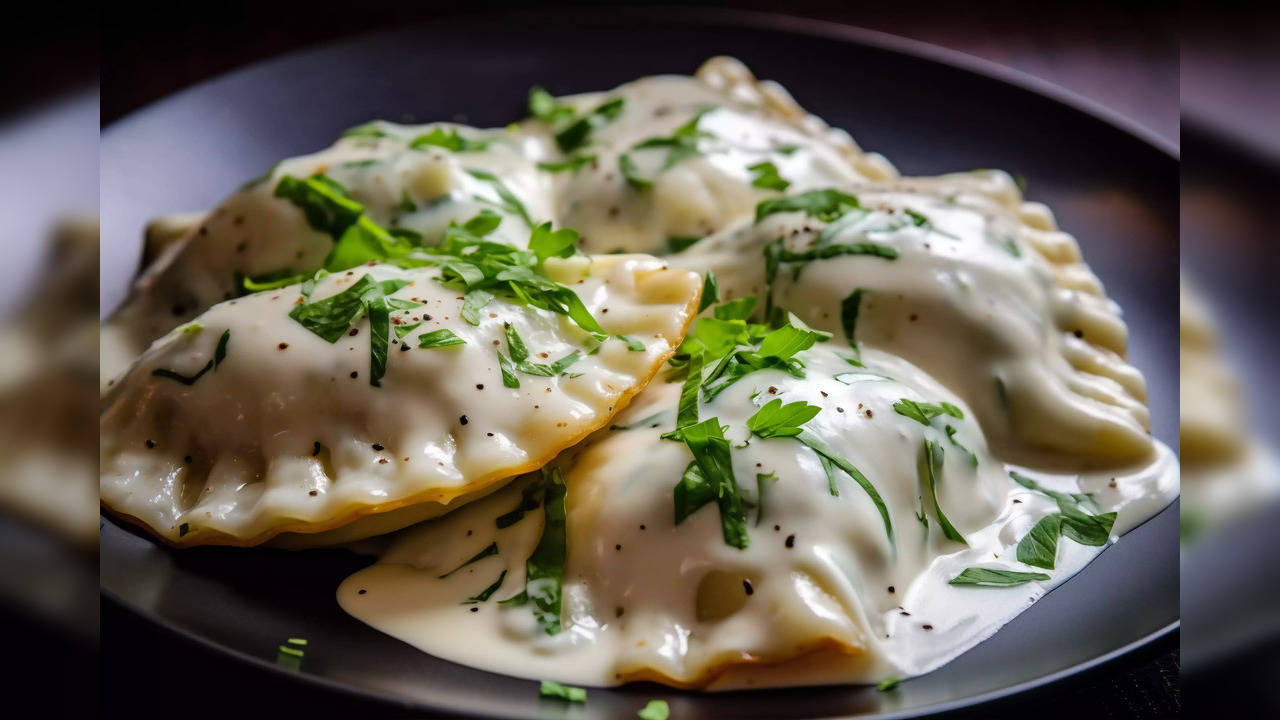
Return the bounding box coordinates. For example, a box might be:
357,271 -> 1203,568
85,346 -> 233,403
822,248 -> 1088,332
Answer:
101,256 -> 700,546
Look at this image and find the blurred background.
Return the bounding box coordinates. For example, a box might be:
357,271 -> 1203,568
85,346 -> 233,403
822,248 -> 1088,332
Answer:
2,0 -> 1278,717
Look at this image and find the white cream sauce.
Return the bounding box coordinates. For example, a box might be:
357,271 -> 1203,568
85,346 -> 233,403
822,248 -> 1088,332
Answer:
339,347 -> 1177,688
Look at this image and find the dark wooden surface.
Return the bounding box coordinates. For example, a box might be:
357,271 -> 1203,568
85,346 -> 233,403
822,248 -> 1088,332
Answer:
98,3 -> 1181,718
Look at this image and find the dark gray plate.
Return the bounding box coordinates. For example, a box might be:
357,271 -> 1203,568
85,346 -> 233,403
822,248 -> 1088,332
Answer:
100,9 -> 1179,719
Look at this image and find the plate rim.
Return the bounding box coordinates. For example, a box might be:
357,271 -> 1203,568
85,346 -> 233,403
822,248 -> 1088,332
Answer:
99,7 -> 1180,717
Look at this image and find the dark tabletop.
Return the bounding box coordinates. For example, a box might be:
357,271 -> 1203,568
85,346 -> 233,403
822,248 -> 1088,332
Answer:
98,2 -> 1181,718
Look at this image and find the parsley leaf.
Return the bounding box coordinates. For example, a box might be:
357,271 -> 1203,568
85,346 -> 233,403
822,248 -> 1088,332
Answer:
919,439 -> 966,544
539,679 -> 586,703
755,188 -> 862,223
673,418 -> 748,549
463,569 -> 507,604
417,329 -> 466,348
528,222 -> 579,264
742,400 -> 895,546
948,568 -> 1050,587
893,398 -> 964,426
620,108 -> 715,188
527,86 -> 575,125
667,235 -> 702,253
537,154 -> 596,173
513,468 -> 568,634
152,330 -> 231,385
748,161 -> 790,191
409,127 -> 489,152
840,288 -> 866,358
461,290 -> 494,326
1016,514 -> 1061,569
713,296 -> 757,321
467,169 -> 534,227
745,399 -> 821,438
638,699 -> 670,720
699,271 -> 720,312
945,424 -> 979,467
617,335 -> 645,352
437,542 -> 498,579
555,97 -> 625,152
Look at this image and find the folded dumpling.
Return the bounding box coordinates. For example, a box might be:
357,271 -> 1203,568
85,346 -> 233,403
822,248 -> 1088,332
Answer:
675,174 -> 1153,466
102,121 -> 556,383
524,57 -> 897,257
101,251 -> 701,547
338,331 -> 1015,687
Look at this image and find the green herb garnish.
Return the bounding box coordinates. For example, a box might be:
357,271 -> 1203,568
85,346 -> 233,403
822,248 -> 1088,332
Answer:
410,127 -> 489,152
893,398 -> 964,426
919,439 -> 966,544
554,97 -> 625,152
948,567 -> 1050,587
748,161 -> 790,191
417,328 -> 466,348
153,330 -> 230,385
438,542 -> 498,579
638,699 -> 670,719
539,679 -> 587,703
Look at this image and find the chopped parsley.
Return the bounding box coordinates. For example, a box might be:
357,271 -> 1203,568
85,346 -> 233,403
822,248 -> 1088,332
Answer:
638,699 -> 670,719
340,121 -> 387,139
274,174 -> 415,273
617,335 -> 646,352
698,270 -> 720,312
747,399 -> 894,547
876,677 -> 900,692
1016,514 -> 1062,569
553,97 -> 626,152
755,472 -> 777,526
527,86 -> 575,125
463,570 -> 507,604
840,288 -> 866,363
438,541 -> 498,579
618,107 -> 714,188
466,169 -> 535,227
748,161 -> 790,191
416,328 -> 466,348
948,567 -> 1050,587
918,439 -> 966,544
945,424 -> 979,467
893,398 -> 964,426
152,330 -> 230,385
502,468 -> 568,634
275,637 -> 308,671
409,127 -> 489,152
755,188 -> 862,223
668,417 -> 749,549
539,679 -> 587,703
528,222 -> 579,264
536,153 -> 596,173
667,235 -> 702,253
287,274 -> 420,387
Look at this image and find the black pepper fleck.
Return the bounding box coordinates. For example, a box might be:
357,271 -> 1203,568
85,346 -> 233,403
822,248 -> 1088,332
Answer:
785,534 -> 796,548
459,415 -> 469,425
372,443 -> 384,451
743,579 -> 754,596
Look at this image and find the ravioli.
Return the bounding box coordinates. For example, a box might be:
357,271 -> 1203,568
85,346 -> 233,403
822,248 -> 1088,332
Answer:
101,255 -> 701,547
339,341 -> 1023,686
524,57 -> 897,256
676,175 -> 1153,466
102,121 -> 557,384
